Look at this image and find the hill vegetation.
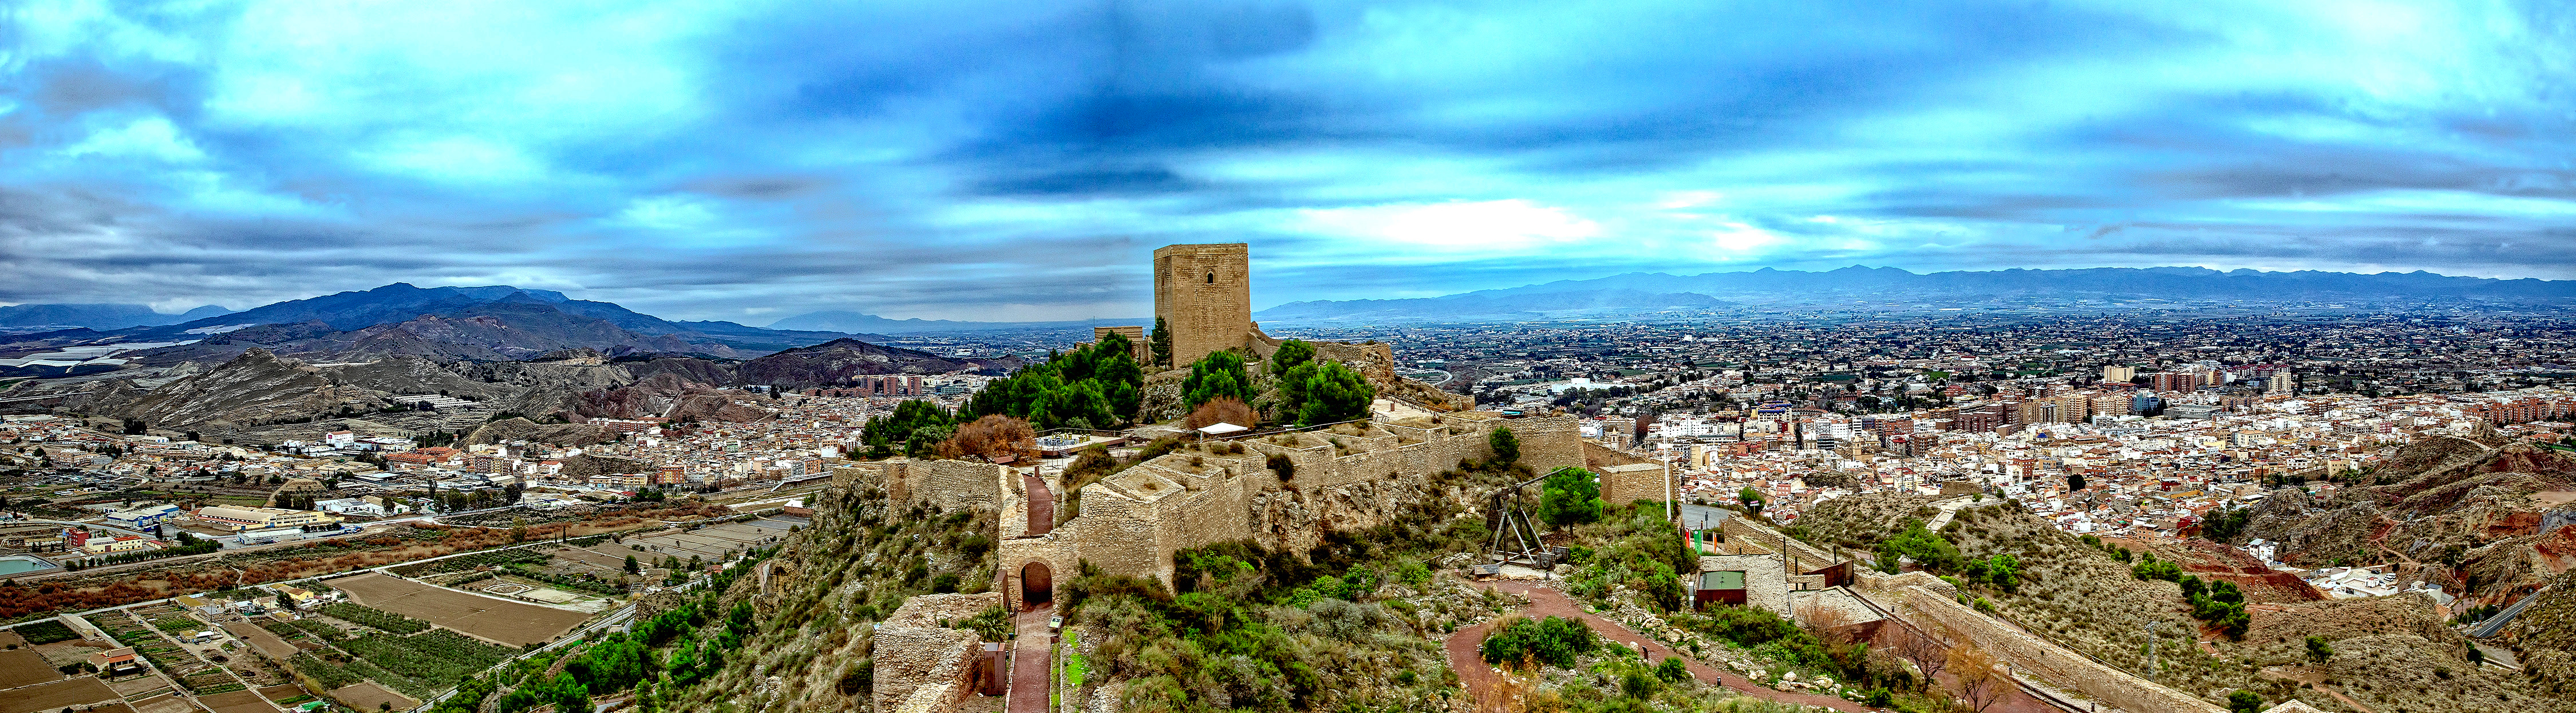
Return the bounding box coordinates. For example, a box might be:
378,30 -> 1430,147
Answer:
1802,493 -> 2573,713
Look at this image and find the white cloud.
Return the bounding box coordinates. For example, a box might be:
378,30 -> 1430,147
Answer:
61,116 -> 206,163
1294,199 -> 1601,250
362,136 -> 545,184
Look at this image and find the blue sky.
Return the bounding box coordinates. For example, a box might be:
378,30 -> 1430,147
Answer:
2,1 -> 2571,322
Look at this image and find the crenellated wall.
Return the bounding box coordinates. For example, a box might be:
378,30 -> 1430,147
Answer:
998,413 -> 1585,600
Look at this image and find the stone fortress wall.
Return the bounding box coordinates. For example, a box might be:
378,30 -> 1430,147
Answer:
832,458 -> 1006,515
870,592 -> 1005,713
994,412 -> 1587,601
1710,505 -> 2229,713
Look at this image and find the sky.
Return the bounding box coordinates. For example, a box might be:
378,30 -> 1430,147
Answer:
2,1 -> 2573,322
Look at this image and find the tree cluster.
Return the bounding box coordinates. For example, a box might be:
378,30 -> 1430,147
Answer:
860,400 -> 957,459
1274,342 -> 1374,426
965,331 -> 1145,431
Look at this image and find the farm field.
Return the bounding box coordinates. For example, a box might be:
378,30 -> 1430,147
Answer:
123,691 -> 195,713
221,621 -> 298,660
328,681 -> 417,711
327,572 -> 590,647
618,516 -> 803,562
0,676 -> 120,713
0,647 -> 57,688
195,689 -> 272,713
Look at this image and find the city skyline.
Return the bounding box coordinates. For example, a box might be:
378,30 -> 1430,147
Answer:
4,1 -> 2572,322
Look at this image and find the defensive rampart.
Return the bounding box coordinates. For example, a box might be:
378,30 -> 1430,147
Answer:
998,413 -> 1584,601
871,592 -> 1003,713
1859,580 -> 2225,713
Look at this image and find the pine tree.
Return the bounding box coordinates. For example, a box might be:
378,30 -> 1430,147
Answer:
1150,317 -> 1174,369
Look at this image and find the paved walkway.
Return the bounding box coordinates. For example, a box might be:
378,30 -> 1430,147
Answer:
1024,474 -> 1054,535
1008,604 -> 1054,713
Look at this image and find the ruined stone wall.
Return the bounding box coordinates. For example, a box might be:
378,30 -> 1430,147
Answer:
1583,441 -> 1656,468
1866,582 -> 2226,713
1153,243 -> 1251,368
833,459 -> 1004,514
872,592 -> 1003,713
1510,415 -> 1585,475
1598,463 -> 1672,509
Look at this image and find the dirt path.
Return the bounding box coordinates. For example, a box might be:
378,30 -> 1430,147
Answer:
1449,581 -> 1874,712
1008,604 -> 1053,713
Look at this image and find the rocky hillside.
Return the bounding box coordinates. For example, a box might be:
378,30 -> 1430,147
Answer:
64,348 -> 393,430
2228,434 -> 2576,606
729,338 -> 1007,392
1807,493 -> 2571,713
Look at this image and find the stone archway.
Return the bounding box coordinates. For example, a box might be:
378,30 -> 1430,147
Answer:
1021,561 -> 1053,608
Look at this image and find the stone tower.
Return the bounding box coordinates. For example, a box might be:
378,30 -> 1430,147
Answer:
1152,243 -> 1251,368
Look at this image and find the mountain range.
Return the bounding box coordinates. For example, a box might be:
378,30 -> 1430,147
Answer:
1251,265 -> 2576,322
0,302 -> 234,330
764,310 -> 1147,334
0,283 -> 899,377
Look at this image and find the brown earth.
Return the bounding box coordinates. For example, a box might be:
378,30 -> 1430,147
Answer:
0,676 -> 120,713
255,683 -> 308,703
328,572 -> 590,647
123,692 -> 196,713
0,648 -> 56,688
328,681 -> 417,711
195,689 -> 272,713
220,622 -> 297,661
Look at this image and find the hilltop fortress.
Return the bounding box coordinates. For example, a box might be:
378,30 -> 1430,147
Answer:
835,243 -> 1657,605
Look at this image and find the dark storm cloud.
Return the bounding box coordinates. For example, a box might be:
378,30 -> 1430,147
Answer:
2,0 -> 2573,320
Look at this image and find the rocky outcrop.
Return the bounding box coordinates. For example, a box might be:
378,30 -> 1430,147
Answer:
556,452 -> 653,479
732,338 -> 999,391
109,348 -> 391,428
464,417 -> 613,446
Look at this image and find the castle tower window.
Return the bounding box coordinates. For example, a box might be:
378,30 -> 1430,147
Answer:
1206,271 -> 1215,284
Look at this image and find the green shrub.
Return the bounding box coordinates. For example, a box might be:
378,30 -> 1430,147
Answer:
1479,615 -> 1598,669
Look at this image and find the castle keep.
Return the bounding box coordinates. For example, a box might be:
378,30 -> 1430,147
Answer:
1153,243 -> 1254,368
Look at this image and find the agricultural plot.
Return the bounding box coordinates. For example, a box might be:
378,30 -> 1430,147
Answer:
9,620 -> 77,645
291,629 -> 511,699
327,682 -> 416,712
327,573 -> 590,647
388,546 -> 550,577
0,648 -> 56,688
220,622 -> 297,661
322,602 -> 429,633
619,518 -> 798,561
195,688 -> 270,713
123,691 -> 196,713
0,677 -> 120,713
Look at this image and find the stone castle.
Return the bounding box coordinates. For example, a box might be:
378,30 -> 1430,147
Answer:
840,243 -> 1666,605
834,244 -> 1674,712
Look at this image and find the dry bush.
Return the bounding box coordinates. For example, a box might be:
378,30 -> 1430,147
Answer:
938,415 -> 1038,462
1184,397 -> 1256,430
1947,643 -> 2006,712
1799,604 -> 1857,645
